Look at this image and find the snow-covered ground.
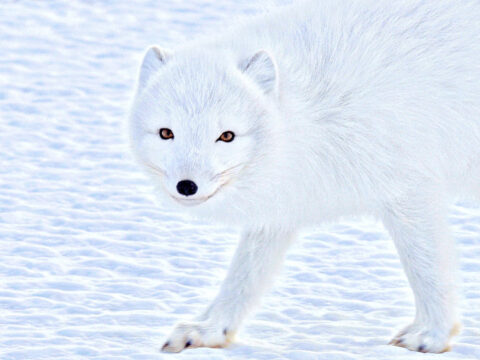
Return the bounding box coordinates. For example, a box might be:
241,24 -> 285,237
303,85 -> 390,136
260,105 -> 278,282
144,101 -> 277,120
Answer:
1,1 -> 479,359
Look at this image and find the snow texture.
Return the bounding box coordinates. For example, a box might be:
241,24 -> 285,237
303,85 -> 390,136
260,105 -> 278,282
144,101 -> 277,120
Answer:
0,1 -> 479,359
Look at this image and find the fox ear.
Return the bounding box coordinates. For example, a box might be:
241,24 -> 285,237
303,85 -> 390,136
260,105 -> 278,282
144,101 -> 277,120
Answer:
240,50 -> 278,95
138,46 -> 171,90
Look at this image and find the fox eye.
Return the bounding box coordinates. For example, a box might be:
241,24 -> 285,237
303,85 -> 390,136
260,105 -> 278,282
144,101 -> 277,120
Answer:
159,128 -> 174,140
217,131 -> 235,143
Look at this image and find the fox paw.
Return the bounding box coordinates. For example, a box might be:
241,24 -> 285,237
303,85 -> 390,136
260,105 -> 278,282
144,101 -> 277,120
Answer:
389,323 -> 460,353
161,321 -> 235,353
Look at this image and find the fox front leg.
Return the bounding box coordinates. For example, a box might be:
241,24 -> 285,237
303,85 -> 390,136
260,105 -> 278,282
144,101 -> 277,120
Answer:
161,227 -> 295,353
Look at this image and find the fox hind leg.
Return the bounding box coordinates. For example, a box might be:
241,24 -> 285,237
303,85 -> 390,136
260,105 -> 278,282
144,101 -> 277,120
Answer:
382,190 -> 459,353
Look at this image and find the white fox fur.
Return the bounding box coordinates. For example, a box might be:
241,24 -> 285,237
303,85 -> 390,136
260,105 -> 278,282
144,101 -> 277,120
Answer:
128,0 -> 480,354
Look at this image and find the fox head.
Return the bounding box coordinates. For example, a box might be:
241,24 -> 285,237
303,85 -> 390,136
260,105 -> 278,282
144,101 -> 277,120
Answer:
129,45 -> 282,219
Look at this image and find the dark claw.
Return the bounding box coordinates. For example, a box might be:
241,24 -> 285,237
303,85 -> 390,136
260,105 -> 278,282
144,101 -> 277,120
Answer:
418,344 -> 426,352
161,341 -> 170,350
185,340 -> 192,348
223,328 -> 228,336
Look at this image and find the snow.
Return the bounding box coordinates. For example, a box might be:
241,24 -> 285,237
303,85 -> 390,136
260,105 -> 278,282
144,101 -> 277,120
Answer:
0,1 -> 479,359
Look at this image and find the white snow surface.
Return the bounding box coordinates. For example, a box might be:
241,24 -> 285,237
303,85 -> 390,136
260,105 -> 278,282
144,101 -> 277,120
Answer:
0,1 -> 479,359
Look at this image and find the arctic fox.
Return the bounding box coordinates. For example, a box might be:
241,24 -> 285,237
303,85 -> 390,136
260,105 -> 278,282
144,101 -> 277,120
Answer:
128,0 -> 480,354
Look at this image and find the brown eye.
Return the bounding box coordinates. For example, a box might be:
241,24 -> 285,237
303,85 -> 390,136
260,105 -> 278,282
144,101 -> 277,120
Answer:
159,128 -> 174,140
217,131 -> 235,143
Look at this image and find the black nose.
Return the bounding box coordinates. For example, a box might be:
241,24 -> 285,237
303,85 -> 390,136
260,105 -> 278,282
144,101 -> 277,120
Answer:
176,180 -> 198,196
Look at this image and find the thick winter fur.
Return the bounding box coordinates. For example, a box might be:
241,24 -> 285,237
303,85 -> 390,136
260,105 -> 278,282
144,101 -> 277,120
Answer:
128,0 -> 480,354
